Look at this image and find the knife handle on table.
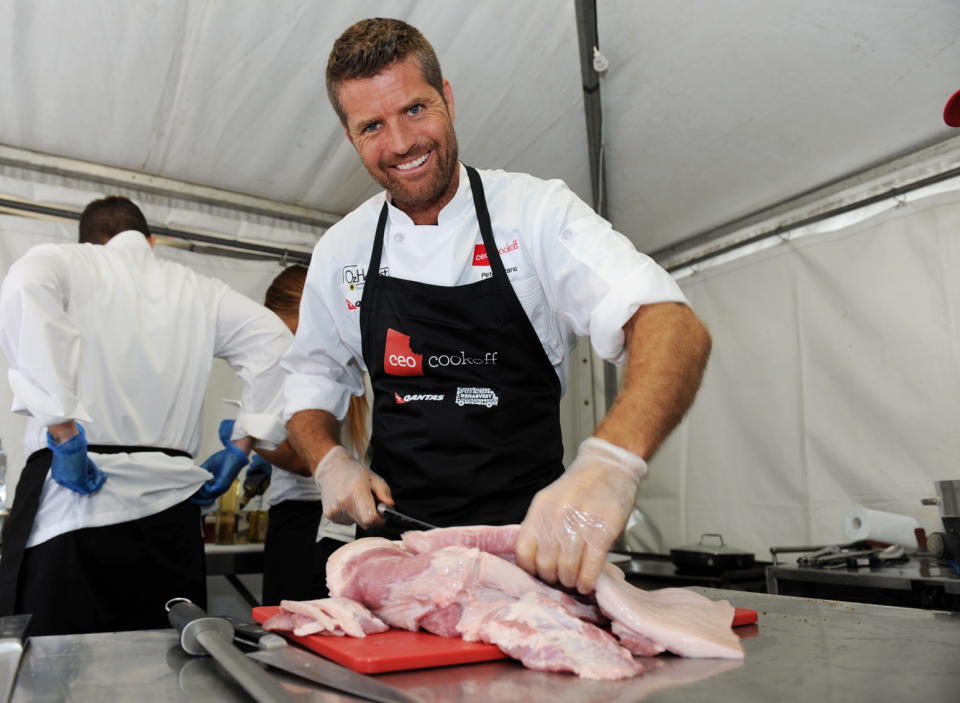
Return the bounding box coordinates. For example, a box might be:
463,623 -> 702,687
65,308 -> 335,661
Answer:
223,616 -> 287,651
165,598 -> 234,656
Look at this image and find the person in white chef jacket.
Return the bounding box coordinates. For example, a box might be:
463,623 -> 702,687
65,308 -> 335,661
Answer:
0,196 -> 292,636
258,265 -> 369,604
284,18 -> 712,596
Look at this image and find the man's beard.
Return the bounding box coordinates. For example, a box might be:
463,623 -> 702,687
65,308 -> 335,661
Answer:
368,122 -> 459,209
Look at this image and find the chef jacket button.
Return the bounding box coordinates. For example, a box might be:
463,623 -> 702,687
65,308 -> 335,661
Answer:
394,232 -> 404,243
562,229 -> 574,240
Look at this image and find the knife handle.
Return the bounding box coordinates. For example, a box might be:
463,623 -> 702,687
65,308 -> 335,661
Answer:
0,614 -> 31,642
223,616 -> 287,651
165,598 -> 234,656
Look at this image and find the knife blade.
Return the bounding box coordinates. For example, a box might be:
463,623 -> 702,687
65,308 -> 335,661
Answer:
0,614 -> 30,703
166,598 -> 292,703
226,616 -> 425,703
376,503 -> 438,532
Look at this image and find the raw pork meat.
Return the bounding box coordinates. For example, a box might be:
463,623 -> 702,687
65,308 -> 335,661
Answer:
318,524 -> 744,678
262,597 -> 388,637
595,565 -> 742,659
462,592 -> 642,680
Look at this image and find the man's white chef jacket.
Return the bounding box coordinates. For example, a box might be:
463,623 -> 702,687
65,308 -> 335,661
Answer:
0,231 -> 292,547
283,164 -> 687,423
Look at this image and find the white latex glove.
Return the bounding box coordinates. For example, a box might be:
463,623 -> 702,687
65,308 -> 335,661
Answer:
313,445 -> 394,528
515,437 -> 648,594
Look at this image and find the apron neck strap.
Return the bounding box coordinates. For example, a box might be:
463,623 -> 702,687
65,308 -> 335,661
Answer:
466,166 -> 508,281
368,166 -> 508,282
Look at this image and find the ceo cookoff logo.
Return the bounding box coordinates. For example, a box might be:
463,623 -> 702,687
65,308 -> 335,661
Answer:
384,329 -> 424,376
384,328 -> 499,377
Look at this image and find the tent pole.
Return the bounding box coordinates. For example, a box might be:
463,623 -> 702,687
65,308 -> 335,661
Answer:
575,0 -> 617,418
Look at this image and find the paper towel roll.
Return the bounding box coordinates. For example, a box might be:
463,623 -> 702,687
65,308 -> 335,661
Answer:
842,507 -> 920,547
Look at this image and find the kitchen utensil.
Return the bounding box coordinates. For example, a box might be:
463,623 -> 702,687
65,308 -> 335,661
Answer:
252,606 -> 508,674
376,503 -> 438,532
226,616 -> 425,703
923,479 -> 960,573
670,534 -> 756,574
796,543 -> 905,568
0,614 -> 30,703
166,598 -> 291,703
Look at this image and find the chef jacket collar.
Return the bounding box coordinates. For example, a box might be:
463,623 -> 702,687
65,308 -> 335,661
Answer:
385,162 -> 473,227
106,229 -> 153,253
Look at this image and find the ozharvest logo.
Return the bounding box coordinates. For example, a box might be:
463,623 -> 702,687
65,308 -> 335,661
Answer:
472,239 -> 519,266
455,387 -> 499,408
384,328 -> 499,377
342,264 -> 388,291
394,391 -> 445,404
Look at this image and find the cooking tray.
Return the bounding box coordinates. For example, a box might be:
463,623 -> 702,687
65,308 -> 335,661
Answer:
671,533 -> 757,574
252,605 -> 758,674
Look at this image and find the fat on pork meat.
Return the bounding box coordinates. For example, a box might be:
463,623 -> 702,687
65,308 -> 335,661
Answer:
262,597 -> 388,637
275,525 -> 743,679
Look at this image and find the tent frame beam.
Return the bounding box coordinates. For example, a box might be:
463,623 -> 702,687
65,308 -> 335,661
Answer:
652,134 -> 960,271
0,143 -> 341,229
0,195 -> 311,264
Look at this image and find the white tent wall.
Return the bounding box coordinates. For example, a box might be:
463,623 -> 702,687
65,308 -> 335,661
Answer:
599,0 -> 960,252
0,1 -> 590,218
627,183 -> 960,558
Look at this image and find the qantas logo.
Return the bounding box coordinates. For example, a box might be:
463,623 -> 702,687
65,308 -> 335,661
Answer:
346,298 -> 359,310
394,392 -> 444,404
472,239 -> 519,266
383,328 -> 499,377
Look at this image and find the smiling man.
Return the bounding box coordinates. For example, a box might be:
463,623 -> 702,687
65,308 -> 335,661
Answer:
283,18 -> 712,594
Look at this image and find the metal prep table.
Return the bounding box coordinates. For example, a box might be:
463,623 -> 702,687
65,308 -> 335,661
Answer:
9,588 -> 960,702
205,543 -> 264,607
767,554 -> 960,610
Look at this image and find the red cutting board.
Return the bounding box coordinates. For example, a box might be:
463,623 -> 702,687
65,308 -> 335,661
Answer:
252,606 -> 508,673
252,605 -> 758,674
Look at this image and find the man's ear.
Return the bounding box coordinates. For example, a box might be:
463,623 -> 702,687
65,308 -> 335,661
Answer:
443,79 -> 455,122
147,235 -> 156,248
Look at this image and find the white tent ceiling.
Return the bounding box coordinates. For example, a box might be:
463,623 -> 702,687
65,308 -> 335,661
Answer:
1,0 -> 958,254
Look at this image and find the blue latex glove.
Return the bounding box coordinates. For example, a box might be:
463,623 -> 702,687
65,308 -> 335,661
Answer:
191,419 -> 249,506
47,423 -> 107,494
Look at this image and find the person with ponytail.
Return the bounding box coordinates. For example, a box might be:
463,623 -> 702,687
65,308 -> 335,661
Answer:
261,265 -> 370,603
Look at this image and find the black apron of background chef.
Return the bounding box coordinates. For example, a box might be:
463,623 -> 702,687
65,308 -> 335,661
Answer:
0,444 -> 206,636
358,166 -> 564,539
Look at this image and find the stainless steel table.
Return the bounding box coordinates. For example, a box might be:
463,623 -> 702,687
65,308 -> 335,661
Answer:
767,555 -> 960,610
10,589 -> 960,702
205,543 -> 264,608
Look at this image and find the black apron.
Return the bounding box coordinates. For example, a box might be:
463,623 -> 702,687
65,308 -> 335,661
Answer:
359,166 -> 564,538
0,444 -> 203,635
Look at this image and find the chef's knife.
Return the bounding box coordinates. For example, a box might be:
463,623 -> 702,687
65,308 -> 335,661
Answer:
226,616 -> 425,703
166,598 -> 292,703
376,503 -> 437,532
0,614 -> 30,703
